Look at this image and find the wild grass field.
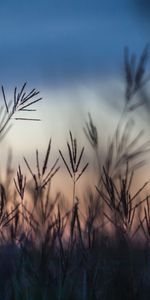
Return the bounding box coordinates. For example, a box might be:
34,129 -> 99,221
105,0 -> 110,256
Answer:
0,47 -> 150,299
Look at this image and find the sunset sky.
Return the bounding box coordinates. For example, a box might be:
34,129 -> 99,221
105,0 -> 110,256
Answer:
0,0 -> 150,177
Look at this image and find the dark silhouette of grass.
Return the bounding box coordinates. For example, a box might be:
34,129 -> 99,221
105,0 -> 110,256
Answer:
0,48 -> 150,299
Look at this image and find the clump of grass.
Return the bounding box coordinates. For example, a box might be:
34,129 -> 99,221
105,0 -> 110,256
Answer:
96,163 -> 149,239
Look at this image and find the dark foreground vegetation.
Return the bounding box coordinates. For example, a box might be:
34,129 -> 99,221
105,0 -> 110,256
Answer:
0,47 -> 150,299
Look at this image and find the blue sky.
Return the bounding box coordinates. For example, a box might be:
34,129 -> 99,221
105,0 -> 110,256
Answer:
0,0 -> 149,86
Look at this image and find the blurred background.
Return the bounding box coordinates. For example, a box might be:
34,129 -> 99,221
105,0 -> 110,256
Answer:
0,0 -> 150,193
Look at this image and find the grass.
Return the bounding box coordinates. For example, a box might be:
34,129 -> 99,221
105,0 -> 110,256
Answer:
0,48 -> 150,299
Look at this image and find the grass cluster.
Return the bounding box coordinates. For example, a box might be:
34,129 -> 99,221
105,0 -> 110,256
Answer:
0,47 -> 150,299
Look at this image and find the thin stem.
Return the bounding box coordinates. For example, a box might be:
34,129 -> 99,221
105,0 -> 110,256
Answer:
72,173 -> 76,207
0,111 -> 13,135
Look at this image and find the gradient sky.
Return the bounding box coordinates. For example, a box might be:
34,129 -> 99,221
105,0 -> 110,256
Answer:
0,1 -> 148,85
0,0 -> 150,173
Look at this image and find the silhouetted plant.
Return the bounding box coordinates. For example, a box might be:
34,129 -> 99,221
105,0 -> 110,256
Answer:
24,139 -> 60,193
124,45 -> 150,108
14,166 -> 26,201
96,164 -> 149,237
59,131 -> 88,206
0,82 -> 42,140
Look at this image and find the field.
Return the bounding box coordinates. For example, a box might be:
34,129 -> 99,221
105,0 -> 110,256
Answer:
0,47 -> 150,299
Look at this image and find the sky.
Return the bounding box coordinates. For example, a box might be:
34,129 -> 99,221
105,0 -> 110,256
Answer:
0,0 -> 150,176
0,0 -> 148,85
